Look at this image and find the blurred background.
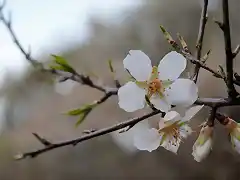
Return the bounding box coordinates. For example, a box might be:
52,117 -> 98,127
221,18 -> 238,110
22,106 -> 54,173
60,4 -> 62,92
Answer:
0,0 -> 240,179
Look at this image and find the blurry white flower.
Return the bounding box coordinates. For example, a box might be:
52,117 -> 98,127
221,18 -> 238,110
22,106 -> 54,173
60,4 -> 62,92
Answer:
111,120 -> 150,154
118,50 -> 198,112
223,118 -> 240,154
192,125 -> 213,162
133,105 -> 204,153
55,79 -> 76,95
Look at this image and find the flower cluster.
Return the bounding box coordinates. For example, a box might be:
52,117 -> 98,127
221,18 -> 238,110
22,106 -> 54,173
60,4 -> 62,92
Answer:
117,50 -> 210,162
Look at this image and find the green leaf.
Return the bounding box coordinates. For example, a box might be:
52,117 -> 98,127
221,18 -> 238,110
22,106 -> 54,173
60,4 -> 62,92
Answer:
67,108 -> 86,116
75,109 -> 92,127
49,65 -> 69,72
66,103 -> 98,116
52,55 -> 69,66
51,55 -> 75,73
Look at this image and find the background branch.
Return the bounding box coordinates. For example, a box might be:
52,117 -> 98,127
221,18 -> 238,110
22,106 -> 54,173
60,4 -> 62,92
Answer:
193,0 -> 208,82
222,0 -> 238,98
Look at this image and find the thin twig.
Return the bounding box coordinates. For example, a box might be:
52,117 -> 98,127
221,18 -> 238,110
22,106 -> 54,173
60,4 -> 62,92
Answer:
214,19 -> 224,31
32,133 -> 52,146
0,5 -> 38,67
182,51 -> 240,86
94,90 -> 118,105
15,110 -> 162,160
233,45 -> 240,58
222,0 -> 238,98
193,0 -> 208,82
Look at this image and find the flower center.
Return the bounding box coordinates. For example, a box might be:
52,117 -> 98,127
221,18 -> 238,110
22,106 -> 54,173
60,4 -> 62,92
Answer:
147,78 -> 162,97
159,121 -> 182,146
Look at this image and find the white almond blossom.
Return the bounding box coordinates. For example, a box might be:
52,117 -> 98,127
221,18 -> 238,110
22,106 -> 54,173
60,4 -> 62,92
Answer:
133,105 -> 204,153
55,78 -> 76,95
192,125 -> 213,162
223,118 -> 240,154
118,50 -> 198,112
110,120 -> 150,154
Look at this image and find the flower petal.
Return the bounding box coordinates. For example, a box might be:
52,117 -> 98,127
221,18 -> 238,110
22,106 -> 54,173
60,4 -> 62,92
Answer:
164,111 -> 181,122
165,79 -> 198,106
161,136 -> 180,154
150,96 -> 171,112
123,50 -> 152,81
158,51 -> 186,81
133,128 -> 161,152
192,138 -> 212,162
182,105 -> 204,122
158,111 -> 181,129
118,82 -> 146,112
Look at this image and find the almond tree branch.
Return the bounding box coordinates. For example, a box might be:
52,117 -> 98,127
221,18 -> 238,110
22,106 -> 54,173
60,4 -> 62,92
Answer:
193,0 -> 208,82
222,0 -> 238,98
15,110 -> 163,160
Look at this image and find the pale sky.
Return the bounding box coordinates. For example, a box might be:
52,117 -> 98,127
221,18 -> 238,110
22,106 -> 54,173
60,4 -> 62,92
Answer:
0,0 -> 140,77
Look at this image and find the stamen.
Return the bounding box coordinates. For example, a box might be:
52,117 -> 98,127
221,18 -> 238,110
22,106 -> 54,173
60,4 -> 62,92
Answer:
147,78 -> 162,98
159,122 -> 185,146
